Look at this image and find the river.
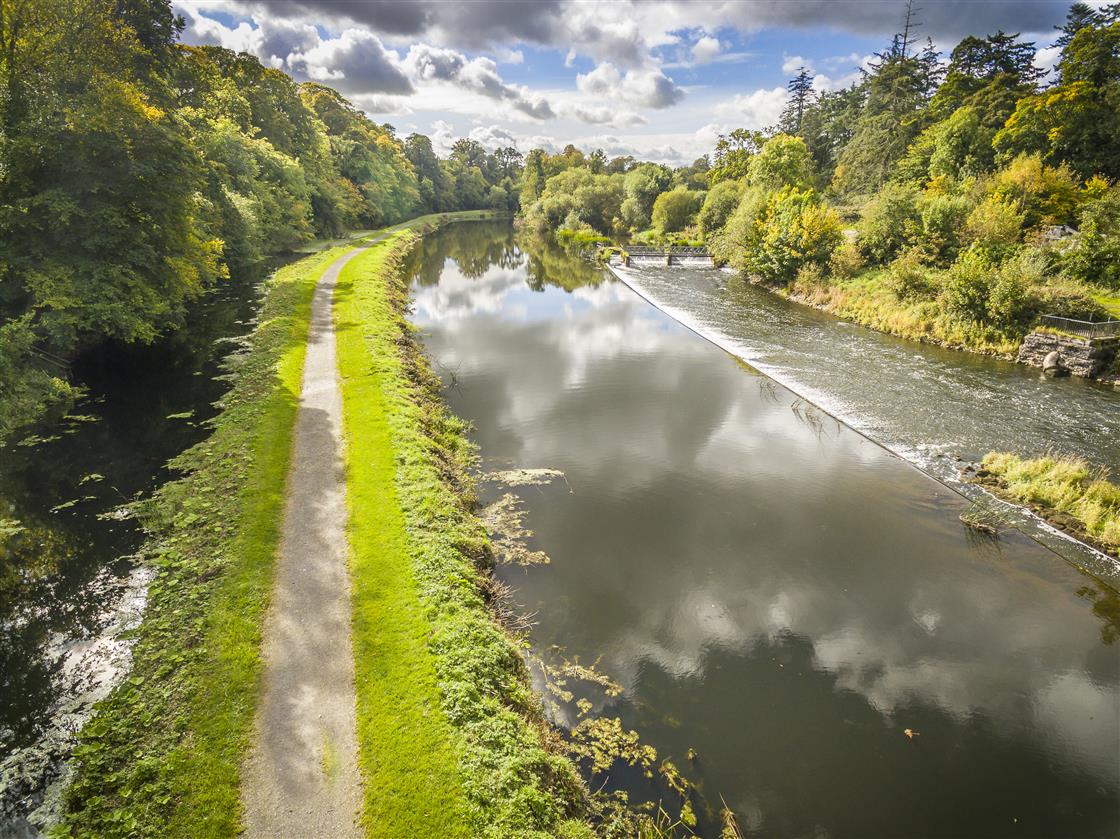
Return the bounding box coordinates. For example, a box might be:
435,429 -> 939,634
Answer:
407,221 -> 1119,838
0,258 -> 280,834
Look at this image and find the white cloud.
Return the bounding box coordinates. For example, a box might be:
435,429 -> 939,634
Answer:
576,61 -> 684,109
781,54 -> 812,75
691,35 -> 722,64
714,86 -> 788,129
404,44 -> 555,119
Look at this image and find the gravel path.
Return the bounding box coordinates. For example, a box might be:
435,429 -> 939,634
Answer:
241,244 -> 370,838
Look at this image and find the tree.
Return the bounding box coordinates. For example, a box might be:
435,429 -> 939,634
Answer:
709,128 -> 766,184
929,32 -> 1045,128
743,188 -> 843,283
746,134 -> 816,190
520,149 -> 548,206
832,31 -> 942,196
781,66 -> 815,134
697,180 -> 743,236
994,14 -> 1120,179
622,163 -> 672,230
651,187 -> 704,234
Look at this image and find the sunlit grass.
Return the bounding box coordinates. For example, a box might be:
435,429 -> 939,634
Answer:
58,240 -> 349,837
981,452 -> 1120,551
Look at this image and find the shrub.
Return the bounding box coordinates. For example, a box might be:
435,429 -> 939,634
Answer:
942,245 -> 997,323
964,194 -> 1024,255
886,249 -> 937,301
744,187 -> 844,284
918,192 -> 973,264
1059,182 -> 1120,289
791,261 -> 828,296
827,240 -> 865,279
991,153 -> 1081,228
858,182 -> 921,265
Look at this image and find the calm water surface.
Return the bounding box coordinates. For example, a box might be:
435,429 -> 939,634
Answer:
408,222 -> 1119,838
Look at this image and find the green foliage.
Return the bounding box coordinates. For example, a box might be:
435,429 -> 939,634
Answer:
697,180 -> 743,237
743,187 -> 843,284
651,187 -> 704,234
886,249 -> 937,300
917,192 -> 973,263
1058,179 -> 1120,288
941,245 -> 1035,329
709,128 -> 765,184
745,133 -> 816,190
990,153 -> 1081,228
963,193 -> 1025,254
622,164 -> 673,231
858,182 -> 921,264
521,168 -> 625,235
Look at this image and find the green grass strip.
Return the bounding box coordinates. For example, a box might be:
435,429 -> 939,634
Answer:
333,223 -> 594,839
980,452 -> 1120,554
334,230 -> 472,837
55,242 -> 350,837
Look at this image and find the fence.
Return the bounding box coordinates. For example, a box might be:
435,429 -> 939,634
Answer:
1040,315 -> 1120,339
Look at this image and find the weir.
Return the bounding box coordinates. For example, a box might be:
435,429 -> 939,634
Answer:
606,245 -> 714,267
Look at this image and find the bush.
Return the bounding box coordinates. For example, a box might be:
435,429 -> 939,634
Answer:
990,153 -> 1081,228
791,261 -> 828,295
918,192 -> 973,264
942,246 -> 998,323
827,240 -> 865,279
964,194 -> 1024,255
886,249 -> 937,301
1059,182 -> 1120,289
858,182 -> 921,265
744,187 -> 844,284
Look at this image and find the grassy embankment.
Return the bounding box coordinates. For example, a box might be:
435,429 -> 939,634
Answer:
978,452 -> 1120,556
334,227 -> 594,837
52,212 -> 506,838
785,269 -> 1024,356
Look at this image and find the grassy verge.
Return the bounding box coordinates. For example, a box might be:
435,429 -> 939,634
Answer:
54,242 -> 347,837
786,270 -> 1022,356
334,227 -> 595,838
977,452 -> 1120,556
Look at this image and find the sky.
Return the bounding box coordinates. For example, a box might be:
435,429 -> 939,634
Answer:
175,0 -> 1081,165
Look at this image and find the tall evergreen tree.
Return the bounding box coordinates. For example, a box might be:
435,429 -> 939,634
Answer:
782,66 -> 815,134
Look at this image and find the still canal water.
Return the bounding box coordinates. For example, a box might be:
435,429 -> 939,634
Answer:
408,221 -> 1119,838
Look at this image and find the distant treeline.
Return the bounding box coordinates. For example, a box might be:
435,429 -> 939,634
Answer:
0,0 -> 522,440
520,3 -> 1120,357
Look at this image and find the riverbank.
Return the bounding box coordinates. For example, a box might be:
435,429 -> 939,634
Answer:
782,269 -> 1022,357
54,212 -> 580,837
975,453 -> 1120,559
333,227 -> 595,837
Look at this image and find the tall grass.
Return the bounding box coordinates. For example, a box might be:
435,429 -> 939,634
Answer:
981,452 -> 1120,552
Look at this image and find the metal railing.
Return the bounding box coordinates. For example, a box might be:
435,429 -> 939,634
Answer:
621,245 -> 710,256
1041,315 -> 1120,339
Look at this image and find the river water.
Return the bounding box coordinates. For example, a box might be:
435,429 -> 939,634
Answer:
407,222 -> 1119,838
0,259 -> 277,834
